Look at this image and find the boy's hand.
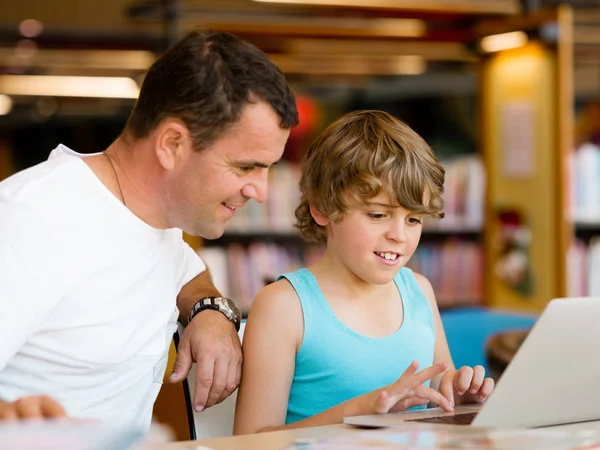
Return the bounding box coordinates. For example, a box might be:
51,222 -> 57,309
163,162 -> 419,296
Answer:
359,361 -> 454,415
438,365 -> 495,407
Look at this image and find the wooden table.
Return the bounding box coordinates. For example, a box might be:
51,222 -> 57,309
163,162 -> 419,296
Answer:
157,420 -> 600,450
160,424 -> 361,450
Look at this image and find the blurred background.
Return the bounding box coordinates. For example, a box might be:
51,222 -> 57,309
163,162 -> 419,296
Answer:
1,2 -> 600,420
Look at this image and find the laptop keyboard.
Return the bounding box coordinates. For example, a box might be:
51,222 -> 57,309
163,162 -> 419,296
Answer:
406,411 -> 478,425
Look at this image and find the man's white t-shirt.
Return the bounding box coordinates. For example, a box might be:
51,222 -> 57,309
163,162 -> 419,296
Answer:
0,145 -> 205,429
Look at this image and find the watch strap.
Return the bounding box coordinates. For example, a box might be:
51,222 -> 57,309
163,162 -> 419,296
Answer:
187,296 -> 241,331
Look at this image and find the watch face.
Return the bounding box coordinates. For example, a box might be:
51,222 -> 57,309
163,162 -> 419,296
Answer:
224,298 -> 242,321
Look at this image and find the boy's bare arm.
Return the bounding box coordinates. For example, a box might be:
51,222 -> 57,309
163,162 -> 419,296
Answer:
414,272 -> 495,406
413,272 -> 455,393
233,280 -> 303,435
246,362 -> 452,434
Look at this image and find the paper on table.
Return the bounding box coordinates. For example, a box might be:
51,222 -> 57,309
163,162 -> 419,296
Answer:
282,424 -> 600,449
0,420 -> 146,450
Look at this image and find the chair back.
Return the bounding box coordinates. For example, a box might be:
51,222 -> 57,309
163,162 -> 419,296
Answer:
175,321 -> 246,440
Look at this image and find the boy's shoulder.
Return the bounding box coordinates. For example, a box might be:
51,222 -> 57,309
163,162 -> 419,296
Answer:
251,277 -> 302,313
247,278 -> 304,341
410,270 -> 430,288
260,277 -> 298,297
409,270 -> 438,310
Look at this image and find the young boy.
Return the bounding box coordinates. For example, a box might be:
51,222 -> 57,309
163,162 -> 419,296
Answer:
234,110 -> 494,434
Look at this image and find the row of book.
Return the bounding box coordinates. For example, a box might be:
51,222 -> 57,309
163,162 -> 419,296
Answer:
225,156 -> 485,234
198,243 -> 323,314
198,240 -> 483,314
567,238 -> 600,297
408,241 -> 483,308
570,142 -> 600,224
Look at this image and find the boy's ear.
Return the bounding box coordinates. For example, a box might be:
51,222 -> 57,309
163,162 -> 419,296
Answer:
310,205 -> 330,226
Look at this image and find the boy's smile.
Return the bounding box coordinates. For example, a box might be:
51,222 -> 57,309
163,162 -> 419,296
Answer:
374,251 -> 404,266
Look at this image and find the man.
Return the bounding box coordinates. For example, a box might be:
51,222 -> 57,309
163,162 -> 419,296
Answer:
0,30 -> 298,428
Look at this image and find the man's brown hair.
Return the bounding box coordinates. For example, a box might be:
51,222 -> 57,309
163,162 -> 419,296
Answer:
295,110 -> 445,242
124,29 -> 298,150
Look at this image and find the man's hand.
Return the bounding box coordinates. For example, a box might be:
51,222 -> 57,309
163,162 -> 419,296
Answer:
438,365 -> 495,407
169,310 -> 242,412
0,395 -> 67,420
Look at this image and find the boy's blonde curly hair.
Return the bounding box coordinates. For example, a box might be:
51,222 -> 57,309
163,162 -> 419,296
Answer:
295,110 -> 445,243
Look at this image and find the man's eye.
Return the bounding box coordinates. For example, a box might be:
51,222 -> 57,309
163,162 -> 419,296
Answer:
239,166 -> 255,173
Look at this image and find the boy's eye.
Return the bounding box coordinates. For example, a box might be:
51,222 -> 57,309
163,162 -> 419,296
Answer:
367,213 -> 386,220
407,217 -> 423,225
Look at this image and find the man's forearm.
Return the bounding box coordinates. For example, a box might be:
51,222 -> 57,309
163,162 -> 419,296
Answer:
177,267 -> 222,323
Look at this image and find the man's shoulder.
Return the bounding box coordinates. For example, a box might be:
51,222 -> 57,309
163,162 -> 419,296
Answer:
0,145 -> 84,205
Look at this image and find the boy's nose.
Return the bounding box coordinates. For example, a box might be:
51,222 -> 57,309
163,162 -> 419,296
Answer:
385,221 -> 408,242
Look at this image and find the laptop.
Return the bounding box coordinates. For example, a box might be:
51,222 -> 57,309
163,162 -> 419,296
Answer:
344,297 -> 600,429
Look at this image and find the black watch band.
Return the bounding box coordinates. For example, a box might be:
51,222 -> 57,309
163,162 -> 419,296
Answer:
187,296 -> 241,331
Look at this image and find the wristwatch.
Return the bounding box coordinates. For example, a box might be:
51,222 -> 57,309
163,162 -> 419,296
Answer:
187,297 -> 242,331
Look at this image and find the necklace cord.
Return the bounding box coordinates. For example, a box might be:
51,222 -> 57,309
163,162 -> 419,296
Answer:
104,152 -> 126,207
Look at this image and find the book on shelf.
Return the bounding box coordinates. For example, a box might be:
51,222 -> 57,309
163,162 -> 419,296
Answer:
566,141 -> 600,298
440,156 -> 485,231
570,142 -> 600,224
408,241 -> 483,308
568,237 -> 600,298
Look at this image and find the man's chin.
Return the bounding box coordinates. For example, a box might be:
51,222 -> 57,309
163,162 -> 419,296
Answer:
190,226 -> 226,240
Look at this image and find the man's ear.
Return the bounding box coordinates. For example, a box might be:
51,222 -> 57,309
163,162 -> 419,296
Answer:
310,205 -> 330,226
155,118 -> 190,171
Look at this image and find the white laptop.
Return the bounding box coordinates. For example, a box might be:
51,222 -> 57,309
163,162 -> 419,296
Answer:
344,297 -> 600,429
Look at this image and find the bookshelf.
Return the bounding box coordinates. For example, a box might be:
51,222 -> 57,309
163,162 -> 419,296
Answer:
192,4 -> 595,316
564,5 -> 600,299
154,0 -> 600,318
171,5 -> 600,317
574,223 -> 600,243
566,129 -> 600,297
477,5 -> 600,312
203,229 -> 480,246
197,156 -> 485,316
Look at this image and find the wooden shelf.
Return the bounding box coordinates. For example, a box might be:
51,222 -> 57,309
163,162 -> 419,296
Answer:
575,222 -> 600,242
203,227 -> 482,246
421,226 -> 482,242
204,231 -> 306,246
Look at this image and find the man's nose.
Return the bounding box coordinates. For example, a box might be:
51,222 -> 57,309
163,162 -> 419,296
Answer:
241,170 -> 268,203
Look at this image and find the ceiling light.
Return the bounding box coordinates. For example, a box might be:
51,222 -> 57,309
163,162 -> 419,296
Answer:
368,18 -> 426,38
0,95 -> 12,115
393,55 -> 426,75
252,0 -> 518,13
480,31 -> 528,53
19,19 -> 44,38
15,40 -> 38,59
0,75 -> 139,99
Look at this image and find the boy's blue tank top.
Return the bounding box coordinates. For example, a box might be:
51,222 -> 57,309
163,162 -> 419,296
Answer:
278,267 -> 436,425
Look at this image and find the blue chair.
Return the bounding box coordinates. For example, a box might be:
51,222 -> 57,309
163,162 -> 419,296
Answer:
440,307 -> 537,374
